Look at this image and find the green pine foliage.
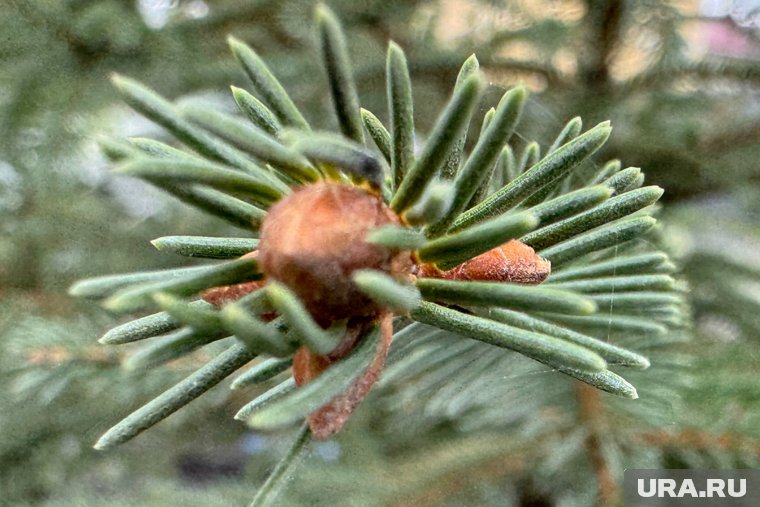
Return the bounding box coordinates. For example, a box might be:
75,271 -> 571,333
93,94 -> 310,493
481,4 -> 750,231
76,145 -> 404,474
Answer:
0,300 -> 253,504
68,5 -> 685,504
5,1 -> 760,506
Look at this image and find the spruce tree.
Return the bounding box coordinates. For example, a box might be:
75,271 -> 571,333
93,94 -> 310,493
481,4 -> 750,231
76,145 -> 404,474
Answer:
4,2 -> 760,506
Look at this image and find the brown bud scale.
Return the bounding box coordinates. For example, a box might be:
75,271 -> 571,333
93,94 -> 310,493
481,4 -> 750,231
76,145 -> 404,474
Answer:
201,251 -> 264,307
258,183 -> 412,327
201,280 -> 263,307
306,313 -> 394,439
418,239 -> 551,284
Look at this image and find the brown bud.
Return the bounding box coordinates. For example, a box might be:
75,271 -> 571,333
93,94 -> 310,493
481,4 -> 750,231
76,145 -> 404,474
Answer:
418,239 -> 551,284
258,183 -> 412,327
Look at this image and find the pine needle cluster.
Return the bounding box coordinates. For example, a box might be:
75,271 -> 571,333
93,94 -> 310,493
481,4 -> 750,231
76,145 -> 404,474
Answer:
69,4 -> 686,504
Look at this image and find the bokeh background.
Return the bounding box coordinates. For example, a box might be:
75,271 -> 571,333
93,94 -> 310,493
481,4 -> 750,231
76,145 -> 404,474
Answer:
2,1 -> 760,505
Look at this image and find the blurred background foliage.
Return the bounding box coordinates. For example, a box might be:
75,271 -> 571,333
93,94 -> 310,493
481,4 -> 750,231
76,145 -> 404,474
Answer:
2,0 -> 760,505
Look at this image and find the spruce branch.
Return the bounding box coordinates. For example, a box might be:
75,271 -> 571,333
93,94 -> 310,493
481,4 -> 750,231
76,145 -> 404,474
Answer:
66,6 -> 688,504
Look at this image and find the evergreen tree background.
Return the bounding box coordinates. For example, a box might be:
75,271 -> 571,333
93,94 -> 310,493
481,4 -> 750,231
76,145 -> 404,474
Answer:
1,1 -> 760,505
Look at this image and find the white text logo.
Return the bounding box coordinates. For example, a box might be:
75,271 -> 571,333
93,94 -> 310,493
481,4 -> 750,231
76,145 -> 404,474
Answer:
637,478 -> 747,498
